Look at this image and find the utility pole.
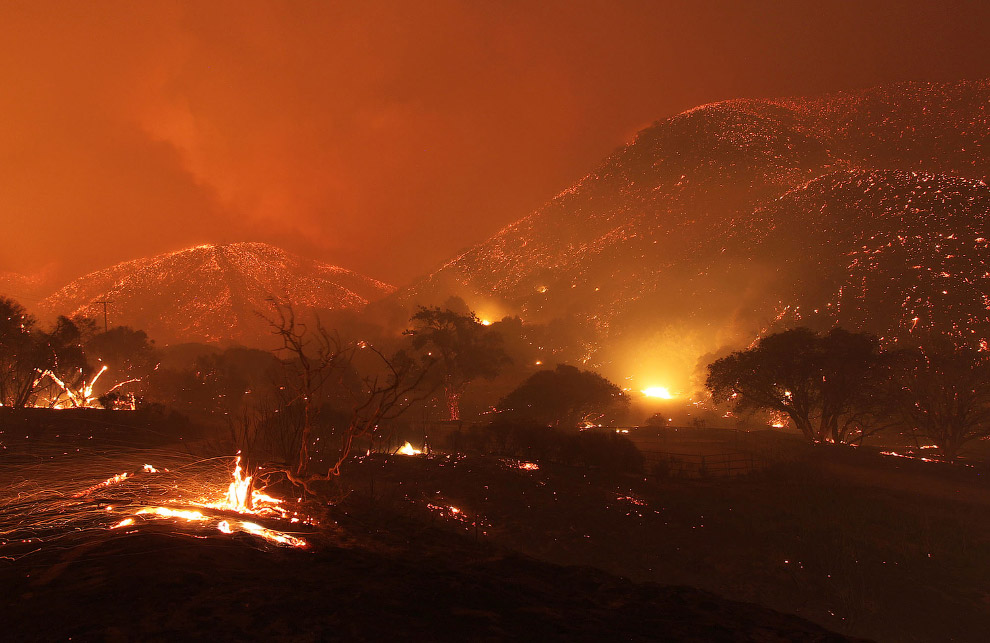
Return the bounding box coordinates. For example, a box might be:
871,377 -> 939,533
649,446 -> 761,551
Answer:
93,300 -> 114,333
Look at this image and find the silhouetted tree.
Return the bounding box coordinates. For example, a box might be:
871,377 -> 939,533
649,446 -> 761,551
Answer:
706,327 -> 883,444
404,306 -> 509,420
0,297 -> 41,407
195,347 -> 281,414
84,326 -> 157,407
34,315 -> 93,407
236,302 -> 434,497
881,344 -> 990,460
85,326 -> 156,376
0,298 -> 94,407
645,412 -> 670,428
496,364 -> 628,428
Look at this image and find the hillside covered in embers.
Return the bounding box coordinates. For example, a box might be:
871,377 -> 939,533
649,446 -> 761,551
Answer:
400,80 -> 990,391
39,242 -> 393,345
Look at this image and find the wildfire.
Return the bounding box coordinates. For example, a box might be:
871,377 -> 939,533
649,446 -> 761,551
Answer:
642,387 -> 674,399
768,409 -> 788,429
90,455 -> 311,548
221,454 -> 254,511
879,450 -> 938,463
426,502 -> 490,536
136,506 -> 207,522
34,364 -> 142,410
397,442 -> 423,456
74,470 -> 131,497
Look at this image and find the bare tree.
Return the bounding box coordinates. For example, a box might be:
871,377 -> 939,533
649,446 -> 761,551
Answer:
241,302 -> 433,497
882,344 -> 990,460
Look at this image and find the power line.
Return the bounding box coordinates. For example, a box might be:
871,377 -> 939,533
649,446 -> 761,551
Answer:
92,300 -> 114,333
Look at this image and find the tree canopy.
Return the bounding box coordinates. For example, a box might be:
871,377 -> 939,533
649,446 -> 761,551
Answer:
706,327 -> 882,444
496,364 -> 628,428
0,296 -> 41,407
0,297 -> 95,407
405,306 -> 509,420
880,343 -> 990,460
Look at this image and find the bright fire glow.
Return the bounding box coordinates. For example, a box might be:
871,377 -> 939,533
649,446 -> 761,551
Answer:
222,454 -> 253,511
642,386 -> 674,399
136,506 -> 207,521
91,455 -> 310,548
398,442 -> 423,455
34,364 -> 142,410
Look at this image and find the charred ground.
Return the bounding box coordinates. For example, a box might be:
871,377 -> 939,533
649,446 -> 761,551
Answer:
3,414 -> 988,641
0,415 -> 864,642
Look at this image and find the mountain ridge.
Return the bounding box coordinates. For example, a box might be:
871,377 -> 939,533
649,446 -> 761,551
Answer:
397,79 -> 990,390
38,242 -> 393,345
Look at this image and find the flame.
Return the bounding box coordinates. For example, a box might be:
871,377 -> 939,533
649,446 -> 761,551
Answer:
642,386 -> 674,399
136,507 -> 207,521
397,442 -> 423,456
239,521 -> 308,548
880,450 -> 938,463
74,471 -> 130,497
223,455 -> 254,511
37,365 -> 106,408
768,409 -> 788,429
34,364 -> 142,409
95,455 -> 310,548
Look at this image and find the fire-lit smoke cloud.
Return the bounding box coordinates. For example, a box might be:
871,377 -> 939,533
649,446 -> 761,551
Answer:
2,1 -> 989,294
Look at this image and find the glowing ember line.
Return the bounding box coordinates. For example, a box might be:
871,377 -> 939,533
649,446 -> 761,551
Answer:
74,471 -> 130,497
136,507 -> 207,521
239,521 -> 308,548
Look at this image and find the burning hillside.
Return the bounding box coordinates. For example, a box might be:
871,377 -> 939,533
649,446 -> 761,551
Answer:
38,242 -> 393,345
399,80 -> 990,389
751,169 -> 990,343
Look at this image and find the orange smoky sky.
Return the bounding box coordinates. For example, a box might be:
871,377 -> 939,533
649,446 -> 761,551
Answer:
2,0 -> 989,291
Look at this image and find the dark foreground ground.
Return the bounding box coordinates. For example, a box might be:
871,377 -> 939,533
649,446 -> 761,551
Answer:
5,412 -> 988,641
1,510 -> 854,642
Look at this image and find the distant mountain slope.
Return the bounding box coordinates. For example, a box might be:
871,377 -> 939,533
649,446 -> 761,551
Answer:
753,169 -> 990,342
0,270 -> 53,306
39,242 -> 393,345
398,80 -> 990,390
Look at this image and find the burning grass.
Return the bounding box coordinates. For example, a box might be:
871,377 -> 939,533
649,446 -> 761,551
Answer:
3,416 -> 987,641
0,447 -> 317,559
0,432 -> 854,641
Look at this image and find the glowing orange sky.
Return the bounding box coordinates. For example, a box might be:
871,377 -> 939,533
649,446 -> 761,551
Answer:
2,0 -> 989,293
